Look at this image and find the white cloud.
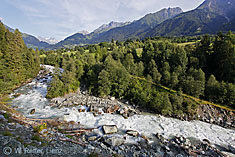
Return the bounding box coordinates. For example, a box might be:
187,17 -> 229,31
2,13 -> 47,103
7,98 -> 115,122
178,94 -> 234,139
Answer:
0,17 -> 3,21
3,0 -> 204,40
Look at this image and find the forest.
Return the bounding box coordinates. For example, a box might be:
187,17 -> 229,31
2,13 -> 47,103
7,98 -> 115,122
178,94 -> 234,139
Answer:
0,22 -> 40,96
0,19 -> 234,116
38,32 -> 234,116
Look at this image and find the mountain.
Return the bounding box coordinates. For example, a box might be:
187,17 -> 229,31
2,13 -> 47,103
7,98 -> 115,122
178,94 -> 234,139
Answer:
78,30 -> 89,35
22,34 -> 50,49
145,0 -> 235,37
93,21 -> 131,34
54,7 -> 183,48
37,36 -> 59,44
3,23 -> 50,49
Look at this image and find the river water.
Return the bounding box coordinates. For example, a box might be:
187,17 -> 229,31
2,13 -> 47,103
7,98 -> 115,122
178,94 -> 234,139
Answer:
10,65 -> 235,147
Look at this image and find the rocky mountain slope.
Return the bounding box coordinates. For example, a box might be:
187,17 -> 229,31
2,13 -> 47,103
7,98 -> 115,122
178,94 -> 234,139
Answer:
53,7 -> 183,48
3,0 -> 235,49
146,0 -> 235,37
3,23 -> 50,49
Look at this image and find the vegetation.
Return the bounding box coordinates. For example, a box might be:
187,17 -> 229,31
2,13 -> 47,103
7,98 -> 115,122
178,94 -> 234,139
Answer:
3,131 -> 13,136
31,134 -> 43,142
42,32 -> 235,116
0,22 -> 40,96
33,123 -> 47,133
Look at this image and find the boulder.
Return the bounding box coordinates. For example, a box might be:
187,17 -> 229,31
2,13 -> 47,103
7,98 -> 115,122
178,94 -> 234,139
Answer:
119,109 -> 125,115
0,115 -> 7,121
105,137 -> 124,147
126,130 -> 139,137
88,136 -> 97,141
30,109 -> 36,114
202,139 -> 211,145
110,97 -> 115,101
222,151 -> 235,157
102,125 -> 118,134
229,144 -> 235,154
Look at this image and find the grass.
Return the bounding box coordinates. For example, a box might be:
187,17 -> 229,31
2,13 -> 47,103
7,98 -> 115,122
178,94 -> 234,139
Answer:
175,42 -> 196,46
32,134 -> 43,142
62,51 -> 77,56
33,123 -> 47,133
130,75 -> 235,112
3,131 -> 12,136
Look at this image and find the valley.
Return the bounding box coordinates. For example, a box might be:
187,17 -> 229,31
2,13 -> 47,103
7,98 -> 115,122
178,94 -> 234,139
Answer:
0,0 -> 235,156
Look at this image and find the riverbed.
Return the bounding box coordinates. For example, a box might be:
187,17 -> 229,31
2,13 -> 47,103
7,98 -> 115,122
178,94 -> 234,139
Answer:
10,65 -> 235,148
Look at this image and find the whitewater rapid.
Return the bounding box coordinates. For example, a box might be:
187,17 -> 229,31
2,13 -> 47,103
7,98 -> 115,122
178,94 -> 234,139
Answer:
10,65 -> 235,147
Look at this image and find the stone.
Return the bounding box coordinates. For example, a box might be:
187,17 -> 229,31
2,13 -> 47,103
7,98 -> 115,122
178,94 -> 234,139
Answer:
202,139 -> 210,145
102,125 -> 118,134
0,115 -> 7,121
126,130 -> 139,137
105,137 -> 124,147
164,146 -> 170,151
88,136 -> 97,141
229,144 -> 235,154
122,113 -> 128,119
119,109 -> 125,115
100,143 -> 107,149
110,97 -> 115,101
221,151 -> 235,157
30,109 -> 36,114
184,138 -> 191,146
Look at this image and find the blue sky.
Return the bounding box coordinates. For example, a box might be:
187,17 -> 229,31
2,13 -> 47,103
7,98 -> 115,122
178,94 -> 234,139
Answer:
0,0 -> 204,41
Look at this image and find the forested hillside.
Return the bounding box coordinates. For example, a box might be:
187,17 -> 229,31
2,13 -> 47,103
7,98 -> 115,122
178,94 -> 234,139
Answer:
0,22 -> 40,96
41,32 -> 235,116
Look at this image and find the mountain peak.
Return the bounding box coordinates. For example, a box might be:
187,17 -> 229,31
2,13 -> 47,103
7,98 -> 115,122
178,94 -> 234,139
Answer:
37,36 -> 59,44
93,21 -> 131,34
197,0 -> 235,17
78,30 -> 89,35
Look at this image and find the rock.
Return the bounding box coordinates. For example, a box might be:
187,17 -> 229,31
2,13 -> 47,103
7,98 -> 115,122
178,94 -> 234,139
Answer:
0,115 -> 7,121
126,130 -> 139,137
24,139 -> 32,144
40,129 -> 48,135
100,143 -> 107,149
30,109 -> 36,114
102,125 -> 118,134
88,136 -> 97,141
105,137 -> 124,147
119,109 -> 125,115
122,113 -> 128,119
202,139 -> 211,145
164,146 -> 170,151
222,151 -> 235,157
110,97 -> 115,101
184,138 -> 191,146
229,144 -> 235,153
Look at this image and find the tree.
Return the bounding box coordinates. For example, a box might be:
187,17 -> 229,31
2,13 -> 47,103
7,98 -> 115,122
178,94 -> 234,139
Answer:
123,53 -> 135,74
211,32 -> 235,82
170,94 -> 183,115
169,72 -> 179,89
161,94 -> 173,115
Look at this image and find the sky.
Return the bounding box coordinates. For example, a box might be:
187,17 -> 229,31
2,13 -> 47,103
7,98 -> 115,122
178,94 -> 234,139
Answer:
0,0 -> 204,41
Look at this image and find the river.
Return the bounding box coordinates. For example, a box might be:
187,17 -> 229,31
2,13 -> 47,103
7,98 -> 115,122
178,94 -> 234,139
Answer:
10,65 -> 235,148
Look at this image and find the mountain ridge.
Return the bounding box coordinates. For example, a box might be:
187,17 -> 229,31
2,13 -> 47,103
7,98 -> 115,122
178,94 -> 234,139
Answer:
144,0 -> 235,37
54,7 -> 183,48
3,0 -> 235,49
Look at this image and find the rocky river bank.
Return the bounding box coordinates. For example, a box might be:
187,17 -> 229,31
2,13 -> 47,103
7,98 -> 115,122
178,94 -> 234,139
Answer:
1,109 -> 234,157
1,65 -> 234,156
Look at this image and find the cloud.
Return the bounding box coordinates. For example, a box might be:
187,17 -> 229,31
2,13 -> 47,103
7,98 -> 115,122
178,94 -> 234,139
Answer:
3,0 -> 204,40
0,17 -> 3,21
